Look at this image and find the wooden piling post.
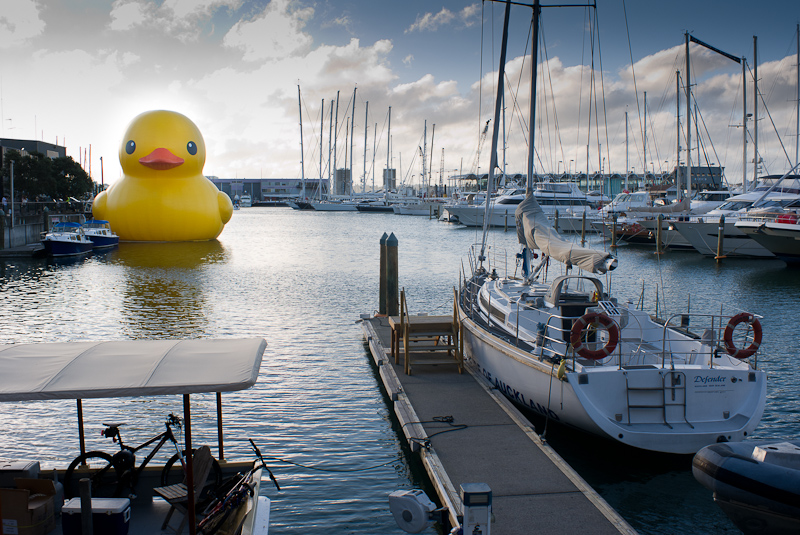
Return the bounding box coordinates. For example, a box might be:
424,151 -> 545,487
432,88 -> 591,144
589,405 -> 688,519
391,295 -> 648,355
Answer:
715,214 -> 726,262
655,214 -> 664,255
554,209 -> 559,232
610,213 -> 618,249
580,212 -> 587,247
379,233 -> 388,315
386,233 -> 399,317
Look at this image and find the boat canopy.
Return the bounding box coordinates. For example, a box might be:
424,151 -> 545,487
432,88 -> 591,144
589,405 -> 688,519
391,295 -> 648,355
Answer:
0,338 -> 266,401
515,193 -> 616,274
54,222 -> 82,229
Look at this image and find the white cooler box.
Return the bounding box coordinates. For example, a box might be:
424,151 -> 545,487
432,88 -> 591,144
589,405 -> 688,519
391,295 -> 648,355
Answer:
62,497 -> 130,535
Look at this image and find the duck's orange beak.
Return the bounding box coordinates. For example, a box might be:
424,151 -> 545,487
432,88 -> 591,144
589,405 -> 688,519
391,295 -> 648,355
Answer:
139,148 -> 184,170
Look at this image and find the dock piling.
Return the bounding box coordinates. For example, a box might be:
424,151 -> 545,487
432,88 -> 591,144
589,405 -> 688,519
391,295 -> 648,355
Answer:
379,233 -> 388,315
386,233 -> 399,317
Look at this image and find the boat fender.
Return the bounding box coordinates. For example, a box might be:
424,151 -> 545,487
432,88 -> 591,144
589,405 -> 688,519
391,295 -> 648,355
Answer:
557,359 -> 566,379
570,312 -> 619,360
723,313 -> 762,359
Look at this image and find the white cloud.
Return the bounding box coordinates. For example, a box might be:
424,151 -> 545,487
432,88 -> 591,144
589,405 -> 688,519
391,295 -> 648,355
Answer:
0,0 -> 45,48
403,54 -> 414,66
405,8 -> 455,34
109,1 -> 149,32
223,0 -> 314,61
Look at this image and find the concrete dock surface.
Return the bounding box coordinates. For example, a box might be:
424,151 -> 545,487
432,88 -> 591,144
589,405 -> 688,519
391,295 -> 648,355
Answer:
362,315 -> 636,535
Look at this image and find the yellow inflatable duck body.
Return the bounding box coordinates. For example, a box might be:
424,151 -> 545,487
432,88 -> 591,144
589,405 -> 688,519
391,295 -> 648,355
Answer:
92,110 -> 233,241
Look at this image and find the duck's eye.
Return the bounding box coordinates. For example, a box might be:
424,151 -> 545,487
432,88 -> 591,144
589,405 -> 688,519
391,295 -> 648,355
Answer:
125,140 -> 136,154
187,141 -> 197,155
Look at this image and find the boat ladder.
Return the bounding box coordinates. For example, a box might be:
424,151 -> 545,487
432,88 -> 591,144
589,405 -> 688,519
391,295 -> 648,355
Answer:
623,370 -> 692,429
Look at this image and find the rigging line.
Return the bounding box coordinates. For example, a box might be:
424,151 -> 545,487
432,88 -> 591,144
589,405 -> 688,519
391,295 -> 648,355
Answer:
539,20 -> 557,173
693,94 -> 724,174
622,0 -> 645,170
591,2 -> 612,175
745,62 -> 793,168
575,8 -> 587,169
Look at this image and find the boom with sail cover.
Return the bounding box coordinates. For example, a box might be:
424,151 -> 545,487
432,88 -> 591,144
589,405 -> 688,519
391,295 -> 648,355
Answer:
515,194 -> 617,274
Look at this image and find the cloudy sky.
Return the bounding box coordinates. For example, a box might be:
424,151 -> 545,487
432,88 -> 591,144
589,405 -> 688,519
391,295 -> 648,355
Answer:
1,0 -> 799,189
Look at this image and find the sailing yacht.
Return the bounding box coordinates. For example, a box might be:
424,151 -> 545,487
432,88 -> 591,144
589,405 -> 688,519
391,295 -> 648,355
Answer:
457,0 -> 766,454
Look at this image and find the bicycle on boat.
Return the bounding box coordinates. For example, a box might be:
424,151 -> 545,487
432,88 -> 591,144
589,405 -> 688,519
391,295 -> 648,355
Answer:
64,413 -> 222,499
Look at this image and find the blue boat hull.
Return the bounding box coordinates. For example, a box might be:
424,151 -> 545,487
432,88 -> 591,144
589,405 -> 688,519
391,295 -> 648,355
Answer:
88,235 -> 120,249
41,239 -> 93,257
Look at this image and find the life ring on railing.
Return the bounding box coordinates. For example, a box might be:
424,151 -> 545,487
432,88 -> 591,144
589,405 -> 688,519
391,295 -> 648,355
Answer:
570,312 -> 620,360
723,313 -> 762,359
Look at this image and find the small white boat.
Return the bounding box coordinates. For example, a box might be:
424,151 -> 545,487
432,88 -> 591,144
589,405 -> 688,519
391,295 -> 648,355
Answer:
40,222 -> 93,257
693,440 -> 800,534
240,194 -> 252,207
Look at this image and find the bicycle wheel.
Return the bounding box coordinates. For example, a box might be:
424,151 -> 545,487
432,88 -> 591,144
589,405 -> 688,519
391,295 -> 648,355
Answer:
161,449 -> 223,493
65,451 -> 123,498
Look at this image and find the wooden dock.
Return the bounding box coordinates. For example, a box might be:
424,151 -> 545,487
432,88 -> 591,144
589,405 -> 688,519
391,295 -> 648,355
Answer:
362,315 -> 636,534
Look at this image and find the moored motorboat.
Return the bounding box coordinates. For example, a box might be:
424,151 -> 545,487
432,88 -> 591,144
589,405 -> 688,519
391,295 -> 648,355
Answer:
735,208 -> 800,265
0,338 -> 272,535
83,219 -> 120,250
40,222 -> 94,257
692,440 -> 800,534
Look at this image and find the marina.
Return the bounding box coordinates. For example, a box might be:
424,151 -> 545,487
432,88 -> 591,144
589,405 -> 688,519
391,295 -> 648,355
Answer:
1,208 -> 799,533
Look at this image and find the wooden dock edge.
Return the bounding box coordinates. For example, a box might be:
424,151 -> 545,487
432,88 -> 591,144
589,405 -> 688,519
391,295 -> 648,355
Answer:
361,317 -> 636,534
363,318 -> 463,527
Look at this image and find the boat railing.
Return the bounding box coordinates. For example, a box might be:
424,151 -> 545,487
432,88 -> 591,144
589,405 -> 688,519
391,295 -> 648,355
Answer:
658,312 -> 761,370
736,210 -> 799,224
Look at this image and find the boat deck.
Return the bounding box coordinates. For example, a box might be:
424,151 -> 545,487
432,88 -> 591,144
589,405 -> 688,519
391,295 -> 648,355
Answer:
362,315 -> 635,535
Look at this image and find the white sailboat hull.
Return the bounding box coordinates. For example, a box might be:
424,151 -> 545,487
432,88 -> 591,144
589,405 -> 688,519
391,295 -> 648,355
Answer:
457,273 -> 767,455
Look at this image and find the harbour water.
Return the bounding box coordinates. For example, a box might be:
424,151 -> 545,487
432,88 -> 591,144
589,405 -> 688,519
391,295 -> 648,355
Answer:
0,208 -> 797,534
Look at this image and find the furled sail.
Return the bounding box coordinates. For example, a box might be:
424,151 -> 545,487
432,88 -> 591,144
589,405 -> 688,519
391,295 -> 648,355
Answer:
515,192 -> 617,274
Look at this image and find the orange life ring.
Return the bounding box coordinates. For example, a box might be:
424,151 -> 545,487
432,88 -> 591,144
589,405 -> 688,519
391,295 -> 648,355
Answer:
723,313 -> 762,359
570,312 -> 620,360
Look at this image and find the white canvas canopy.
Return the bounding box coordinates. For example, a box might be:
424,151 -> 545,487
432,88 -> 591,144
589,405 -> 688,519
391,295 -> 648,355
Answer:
0,338 -> 266,401
515,193 -> 617,274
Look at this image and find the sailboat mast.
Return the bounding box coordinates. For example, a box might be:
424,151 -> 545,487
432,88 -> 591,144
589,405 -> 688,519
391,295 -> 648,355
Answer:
319,99 -> 324,200
685,33 -> 692,201
363,101 -> 368,194
386,106 -> 391,198
327,99 -> 333,200
422,120 -> 427,193
676,72 -> 681,196
796,24 -> 799,166
430,124 -> 436,193
480,0 -> 512,256
333,91 -> 339,195
350,87 -> 356,198
754,36 -> 758,186
298,85 -> 305,200
644,91 -> 648,181
526,0 -> 541,192
625,110 -> 629,191
742,58 -> 747,192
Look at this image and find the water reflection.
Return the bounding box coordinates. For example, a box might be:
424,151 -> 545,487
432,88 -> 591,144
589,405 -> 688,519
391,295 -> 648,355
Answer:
109,241 -> 230,339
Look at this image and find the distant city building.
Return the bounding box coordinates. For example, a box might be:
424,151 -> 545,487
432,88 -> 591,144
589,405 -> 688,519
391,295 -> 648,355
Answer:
0,138 -> 67,198
208,177 -> 329,202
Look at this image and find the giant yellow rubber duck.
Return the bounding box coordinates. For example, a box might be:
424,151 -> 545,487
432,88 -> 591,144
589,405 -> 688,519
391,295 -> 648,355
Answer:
92,110 -> 233,241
